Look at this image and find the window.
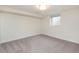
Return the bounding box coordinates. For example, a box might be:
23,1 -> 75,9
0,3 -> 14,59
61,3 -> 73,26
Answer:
50,16 -> 61,26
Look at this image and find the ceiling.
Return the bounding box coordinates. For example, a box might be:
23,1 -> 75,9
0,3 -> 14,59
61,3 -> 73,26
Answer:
0,5 -> 79,18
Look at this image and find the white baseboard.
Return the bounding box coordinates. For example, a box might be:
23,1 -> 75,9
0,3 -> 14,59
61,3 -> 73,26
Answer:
1,33 -> 79,44
42,33 -> 79,44
0,33 -> 40,44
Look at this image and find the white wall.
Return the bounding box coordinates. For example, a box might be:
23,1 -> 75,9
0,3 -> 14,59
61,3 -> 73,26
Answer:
1,7 -> 79,44
42,8 -> 79,43
0,12 -> 41,43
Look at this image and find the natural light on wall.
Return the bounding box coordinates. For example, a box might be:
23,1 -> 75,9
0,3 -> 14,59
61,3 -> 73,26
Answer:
50,16 -> 61,26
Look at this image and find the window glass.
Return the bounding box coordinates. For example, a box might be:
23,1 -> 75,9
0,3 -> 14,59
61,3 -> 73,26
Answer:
50,16 -> 60,26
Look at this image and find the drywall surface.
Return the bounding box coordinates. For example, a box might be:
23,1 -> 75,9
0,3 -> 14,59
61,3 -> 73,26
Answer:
1,7 -> 79,44
42,8 -> 79,43
0,12 -> 41,43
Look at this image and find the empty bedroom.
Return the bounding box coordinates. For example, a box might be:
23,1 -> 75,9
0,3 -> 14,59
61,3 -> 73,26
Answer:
0,5 -> 79,53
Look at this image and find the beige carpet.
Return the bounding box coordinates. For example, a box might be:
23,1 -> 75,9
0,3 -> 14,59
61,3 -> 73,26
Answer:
0,34 -> 79,53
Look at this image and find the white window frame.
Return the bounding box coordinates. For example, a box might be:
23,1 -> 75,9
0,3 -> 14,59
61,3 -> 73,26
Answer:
50,16 -> 61,26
